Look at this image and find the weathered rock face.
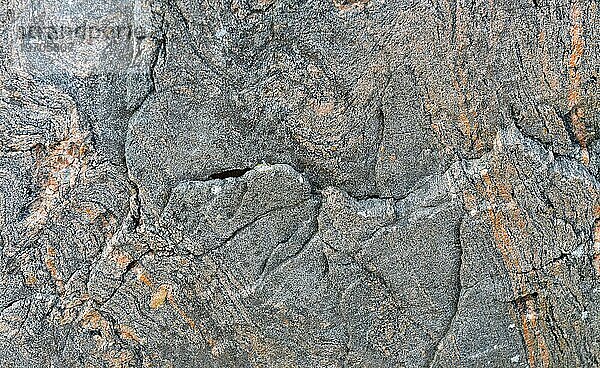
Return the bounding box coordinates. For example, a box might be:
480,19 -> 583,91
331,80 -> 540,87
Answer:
1,0 -> 599,366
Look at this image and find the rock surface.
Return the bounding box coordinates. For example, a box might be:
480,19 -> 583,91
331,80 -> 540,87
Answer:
0,0 -> 599,366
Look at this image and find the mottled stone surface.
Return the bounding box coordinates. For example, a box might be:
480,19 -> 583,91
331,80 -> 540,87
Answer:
0,0 -> 599,366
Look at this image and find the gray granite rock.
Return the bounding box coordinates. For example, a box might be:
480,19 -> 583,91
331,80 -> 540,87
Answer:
0,0 -> 599,366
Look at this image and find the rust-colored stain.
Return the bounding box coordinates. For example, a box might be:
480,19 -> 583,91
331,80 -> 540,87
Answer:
22,97 -> 89,235
477,167 -> 550,368
567,3 -> 588,165
517,295 -> 550,368
80,308 -> 136,366
114,252 -> 133,269
445,4 -> 484,154
81,309 -> 111,335
24,273 -> 37,286
76,202 -> 118,238
145,279 -> 196,328
28,132 -> 88,225
118,324 -> 142,344
47,246 -> 57,257
44,246 -> 64,294
451,66 -> 483,153
149,284 -> 170,309
148,283 -> 197,328
137,272 -> 153,287
108,247 -> 197,328
480,172 -> 523,273
112,249 -> 153,287
106,351 -> 135,368
593,218 -> 600,275
166,292 -> 197,329
131,263 -> 154,287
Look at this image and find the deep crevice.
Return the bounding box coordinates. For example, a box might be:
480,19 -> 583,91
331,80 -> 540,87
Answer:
208,168 -> 252,180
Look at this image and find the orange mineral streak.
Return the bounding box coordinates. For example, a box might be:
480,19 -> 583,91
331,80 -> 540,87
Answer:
167,292 -> 197,329
519,296 -> 550,368
148,283 -> 197,328
568,3 -> 589,165
107,351 -> 134,368
478,170 -> 550,367
81,309 -> 111,336
481,173 -> 522,273
520,312 -> 536,367
111,248 -> 153,286
75,202 -> 119,239
107,247 -> 197,328
130,263 -> 154,287
24,106 -> 89,235
527,298 -> 551,367
25,273 -> 37,286
81,308 -> 146,367
45,246 -> 64,294
118,325 -> 142,344
452,68 -> 483,153
448,6 -> 483,153
114,253 -> 133,269
149,284 -> 170,309
593,218 -> 600,275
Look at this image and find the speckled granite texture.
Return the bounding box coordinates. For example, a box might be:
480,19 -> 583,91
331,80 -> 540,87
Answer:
0,0 -> 599,366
